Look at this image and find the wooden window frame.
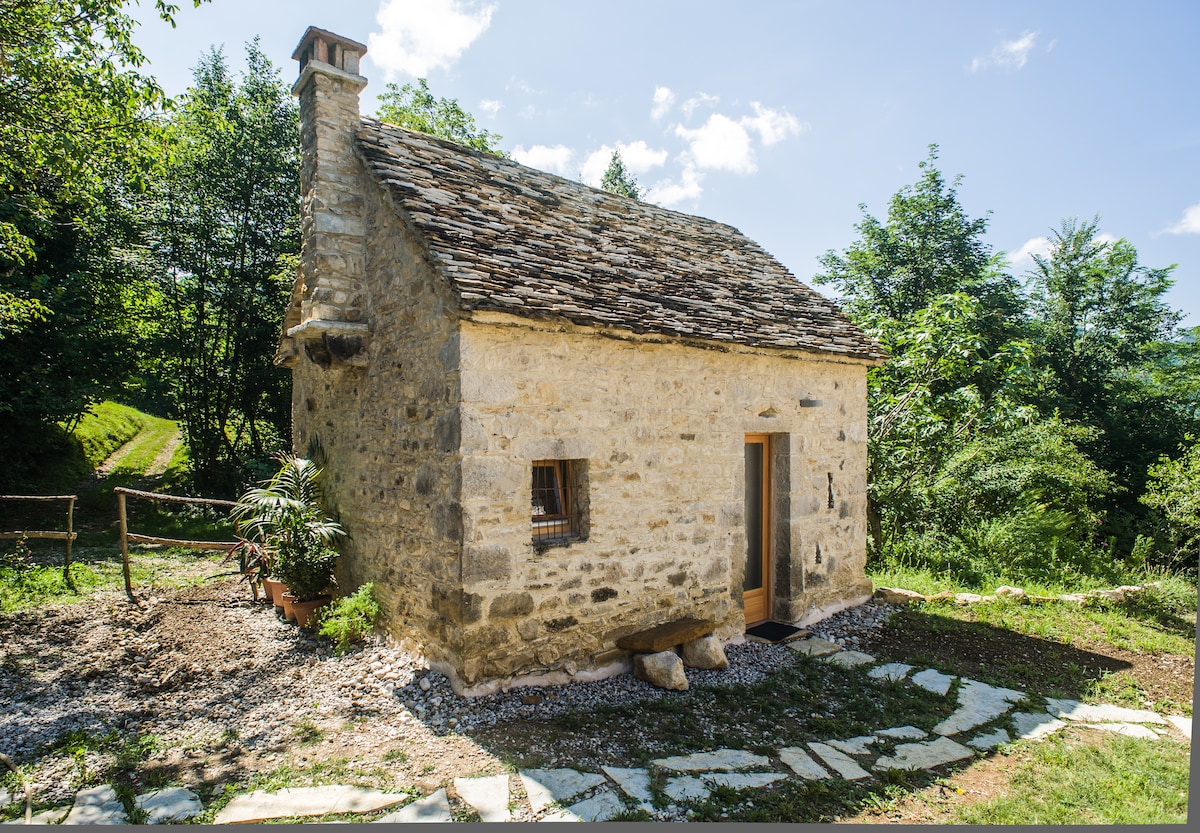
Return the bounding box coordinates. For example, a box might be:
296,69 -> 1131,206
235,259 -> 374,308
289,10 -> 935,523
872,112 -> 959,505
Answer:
532,460 -> 575,545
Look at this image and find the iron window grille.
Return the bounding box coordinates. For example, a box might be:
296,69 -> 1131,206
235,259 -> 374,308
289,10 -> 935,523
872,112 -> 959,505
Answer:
532,459 -> 581,547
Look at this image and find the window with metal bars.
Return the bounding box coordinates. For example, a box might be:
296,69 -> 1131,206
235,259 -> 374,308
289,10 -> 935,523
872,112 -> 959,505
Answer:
532,459 -> 584,547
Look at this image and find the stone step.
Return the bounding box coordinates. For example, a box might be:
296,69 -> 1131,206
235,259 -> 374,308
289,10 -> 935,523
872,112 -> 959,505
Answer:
616,617 -> 715,652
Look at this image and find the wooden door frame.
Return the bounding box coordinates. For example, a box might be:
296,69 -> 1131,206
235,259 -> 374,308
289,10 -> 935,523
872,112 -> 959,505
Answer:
743,433 -> 771,625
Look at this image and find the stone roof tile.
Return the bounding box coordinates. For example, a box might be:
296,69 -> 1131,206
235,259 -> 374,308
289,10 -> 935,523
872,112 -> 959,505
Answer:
356,119 -> 887,361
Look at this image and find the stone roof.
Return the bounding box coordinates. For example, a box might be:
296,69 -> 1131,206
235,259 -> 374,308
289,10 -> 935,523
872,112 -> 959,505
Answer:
356,119 -> 887,362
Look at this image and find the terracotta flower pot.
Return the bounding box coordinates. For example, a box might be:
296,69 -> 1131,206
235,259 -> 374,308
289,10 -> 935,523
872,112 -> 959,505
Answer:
290,595 -> 332,630
280,591 -> 299,624
263,578 -> 286,605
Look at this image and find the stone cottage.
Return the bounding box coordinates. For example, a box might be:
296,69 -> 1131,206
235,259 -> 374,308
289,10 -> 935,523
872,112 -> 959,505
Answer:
278,27 -> 888,695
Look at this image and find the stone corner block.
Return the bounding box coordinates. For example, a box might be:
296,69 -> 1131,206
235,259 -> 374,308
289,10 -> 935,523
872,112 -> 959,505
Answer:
633,651 -> 689,690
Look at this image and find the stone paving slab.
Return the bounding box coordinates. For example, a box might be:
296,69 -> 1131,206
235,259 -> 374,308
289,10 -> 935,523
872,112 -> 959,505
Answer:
63,785 -> 127,825
539,788 -> 626,823
788,637 -> 844,657
827,735 -> 877,756
135,787 -> 204,824
868,662 -> 914,682
823,650 -> 876,668
652,749 -> 769,772
934,679 -> 1024,736
2,807 -> 69,825
1078,722 -> 1163,739
373,789 -> 452,824
909,668 -> 955,696
967,728 -> 1011,750
662,773 -> 787,803
1167,715 -> 1191,739
1011,711 -> 1067,740
872,736 -> 974,772
778,747 -> 829,780
1044,698 -> 1167,725
601,766 -> 654,808
519,769 -> 606,813
807,743 -> 871,780
875,725 -> 927,740
453,775 -> 511,823
213,785 -> 406,824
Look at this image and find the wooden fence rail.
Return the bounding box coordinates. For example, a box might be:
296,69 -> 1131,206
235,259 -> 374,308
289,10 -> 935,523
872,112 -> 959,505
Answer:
0,494 -> 77,581
115,487 -> 239,602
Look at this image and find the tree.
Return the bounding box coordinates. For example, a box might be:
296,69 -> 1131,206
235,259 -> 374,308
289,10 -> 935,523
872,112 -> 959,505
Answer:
376,78 -> 504,155
1026,218 -> 1193,549
1142,440 -> 1200,567
816,145 -> 1021,324
600,149 -> 641,199
142,42 -> 299,493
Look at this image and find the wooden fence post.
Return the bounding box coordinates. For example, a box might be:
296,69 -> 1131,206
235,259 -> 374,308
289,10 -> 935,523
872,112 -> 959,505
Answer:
64,497 -> 75,583
118,490 -> 134,602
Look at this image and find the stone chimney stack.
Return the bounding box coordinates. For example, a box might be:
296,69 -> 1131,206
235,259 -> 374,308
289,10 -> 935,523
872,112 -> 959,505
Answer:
279,26 -> 370,369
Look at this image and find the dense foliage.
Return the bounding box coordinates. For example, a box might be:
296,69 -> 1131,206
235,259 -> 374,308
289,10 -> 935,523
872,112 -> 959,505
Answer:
376,77 -> 504,155
600,149 -> 642,199
817,146 -> 1199,579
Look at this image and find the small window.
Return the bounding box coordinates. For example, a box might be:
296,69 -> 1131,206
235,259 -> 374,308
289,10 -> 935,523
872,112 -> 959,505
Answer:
532,459 -> 586,547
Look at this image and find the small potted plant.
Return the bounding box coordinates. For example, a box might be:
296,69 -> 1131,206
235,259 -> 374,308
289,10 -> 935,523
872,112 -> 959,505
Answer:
230,454 -> 345,628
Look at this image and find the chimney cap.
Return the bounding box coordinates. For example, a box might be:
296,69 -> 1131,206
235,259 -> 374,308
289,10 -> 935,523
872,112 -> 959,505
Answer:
292,25 -> 367,64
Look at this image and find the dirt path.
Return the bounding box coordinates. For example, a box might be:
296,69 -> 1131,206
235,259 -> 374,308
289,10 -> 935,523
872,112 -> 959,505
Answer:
133,428 -> 182,487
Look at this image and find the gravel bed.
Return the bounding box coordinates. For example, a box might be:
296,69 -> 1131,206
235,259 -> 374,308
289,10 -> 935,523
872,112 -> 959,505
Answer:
0,583 -> 897,818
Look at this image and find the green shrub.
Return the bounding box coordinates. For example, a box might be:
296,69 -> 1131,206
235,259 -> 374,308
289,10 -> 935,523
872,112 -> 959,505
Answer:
318,583 -> 380,653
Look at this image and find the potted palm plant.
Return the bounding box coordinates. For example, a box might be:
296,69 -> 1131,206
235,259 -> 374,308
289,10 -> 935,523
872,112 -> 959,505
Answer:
230,454 -> 345,629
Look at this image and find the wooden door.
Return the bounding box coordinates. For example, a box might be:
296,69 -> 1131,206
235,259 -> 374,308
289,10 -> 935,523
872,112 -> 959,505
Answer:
743,434 -> 771,624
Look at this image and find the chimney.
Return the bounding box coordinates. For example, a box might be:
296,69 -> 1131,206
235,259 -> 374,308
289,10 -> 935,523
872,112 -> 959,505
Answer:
279,26 -> 370,369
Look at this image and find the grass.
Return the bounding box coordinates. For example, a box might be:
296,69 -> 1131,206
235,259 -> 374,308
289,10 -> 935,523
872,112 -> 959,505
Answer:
953,732 -> 1190,824
0,540 -> 228,613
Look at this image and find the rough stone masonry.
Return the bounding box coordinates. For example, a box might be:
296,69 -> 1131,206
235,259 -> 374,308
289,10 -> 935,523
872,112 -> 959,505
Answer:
280,25 -> 885,695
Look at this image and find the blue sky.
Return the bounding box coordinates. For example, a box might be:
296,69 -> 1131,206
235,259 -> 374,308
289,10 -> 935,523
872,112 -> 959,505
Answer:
132,0 -> 1200,325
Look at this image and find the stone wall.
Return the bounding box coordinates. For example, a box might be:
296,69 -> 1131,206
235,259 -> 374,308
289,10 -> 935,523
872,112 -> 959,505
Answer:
291,165 -> 465,666
450,315 -> 873,693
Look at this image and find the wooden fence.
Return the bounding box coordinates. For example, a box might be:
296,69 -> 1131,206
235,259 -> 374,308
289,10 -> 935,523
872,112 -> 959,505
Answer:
0,494 -> 77,581
115,486 -> 238,602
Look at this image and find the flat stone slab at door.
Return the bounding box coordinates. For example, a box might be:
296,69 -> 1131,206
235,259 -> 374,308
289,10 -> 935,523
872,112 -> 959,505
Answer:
1011,711 -> 1067,740
213,785 -> 407,824
788,637 -> 844,657
872,736 -> 974,772
539,788 -> 626,823
63,785 -> 128,825
875,725 -> 927,740
616,618 -> 714,652
1167,715 -> 1191,739
372,789 -> 452,824
652,749 -> 769,772
778,747 -> 830,780
1044,698 -> 1167,725
519,768 -> 607,813
601,766 -> 654,808
135,787 -> 204,824
967,728 -> 1011,750
822,650 -> 876,668
662,773 -> 787,803
453,775 -> 512,823
827,736 -> 878,756
807,743 -> 871,780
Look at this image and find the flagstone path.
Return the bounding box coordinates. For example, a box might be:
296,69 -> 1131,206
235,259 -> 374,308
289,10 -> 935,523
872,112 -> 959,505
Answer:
9,637 -> 1188,824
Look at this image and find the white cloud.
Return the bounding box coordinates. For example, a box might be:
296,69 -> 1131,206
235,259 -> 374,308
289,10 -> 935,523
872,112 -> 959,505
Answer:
479,99 -> 502,117
1163,203 -> 1200,235
368,0 -> 496,80
1010,236 -> 1052,268
741,102 -> 804,145
1094,232 -> 1119,245
651,86 -> 675,120
645,164 -> 704,207
675,114 -> 757,174
681,92 -> 720,119
511,144 -> 574,176
971,30 -> 1039,72
579,140 -> 669,186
